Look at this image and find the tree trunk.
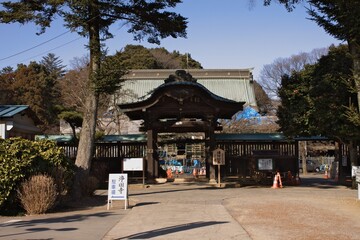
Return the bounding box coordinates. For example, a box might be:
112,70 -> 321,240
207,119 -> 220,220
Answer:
347,41 -> 360,170
348,140 -> 359,188
348,40 -> 360,113
73,0 -> 101,200
299,141 -> 307,175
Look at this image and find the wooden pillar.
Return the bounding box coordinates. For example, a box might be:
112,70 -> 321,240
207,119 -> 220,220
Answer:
205,119 -> 216,182
146,129 -> 158,179
335,141 -> 342,182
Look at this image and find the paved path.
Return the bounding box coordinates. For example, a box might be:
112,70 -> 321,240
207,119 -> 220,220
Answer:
104,183 -> 251,240
0,206 -> 125,240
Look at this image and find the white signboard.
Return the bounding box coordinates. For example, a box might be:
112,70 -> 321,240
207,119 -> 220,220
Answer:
212,148 -> 225,165
356,168 -> 360,200
123,158 -> 143,171
351,166 -> 360,177
258,158 -> 273,171
107,173 -> 128,210
356,169 -> 360,183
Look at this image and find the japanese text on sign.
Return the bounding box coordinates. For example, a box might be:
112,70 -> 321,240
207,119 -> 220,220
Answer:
212,148 -> 225,165
258,158 -> 273,171
108,174 -> 128,200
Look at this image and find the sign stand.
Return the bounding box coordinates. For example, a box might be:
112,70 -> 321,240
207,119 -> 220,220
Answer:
217,164 -> 221,187
352,166 -> 360,200
143,158 -> 145,187
123,157 -> 145,188
107,173 -> 128,210
355,167 -> 360,200
213,148 -> 225,187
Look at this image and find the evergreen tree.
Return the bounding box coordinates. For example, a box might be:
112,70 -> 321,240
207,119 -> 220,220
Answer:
40,53 -> 66,79
0,0 -> 187,199
264,1 -> 360,110
277,45 -> 359,141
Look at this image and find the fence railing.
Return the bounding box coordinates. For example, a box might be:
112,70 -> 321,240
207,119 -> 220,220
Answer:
60,140 -> 297,160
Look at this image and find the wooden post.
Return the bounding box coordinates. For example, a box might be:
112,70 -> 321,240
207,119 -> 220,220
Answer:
205,120 -> 216,182
146,129 -> 155,179
218,164 -> 221,187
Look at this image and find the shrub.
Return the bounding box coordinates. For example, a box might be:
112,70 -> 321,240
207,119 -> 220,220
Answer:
18,174 -> 58,215
0,138 -> 75,210
0,138 -> 34,207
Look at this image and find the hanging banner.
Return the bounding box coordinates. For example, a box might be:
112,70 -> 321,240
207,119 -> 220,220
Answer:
107,173 -> 128,210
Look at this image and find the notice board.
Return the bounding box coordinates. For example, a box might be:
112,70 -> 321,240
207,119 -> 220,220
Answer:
123,158 -> 143,171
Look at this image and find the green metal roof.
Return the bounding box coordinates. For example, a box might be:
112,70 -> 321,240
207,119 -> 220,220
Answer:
119,69 -> 257,107
35,135 -> 74,143
100,134 -> 147,142
215,133 -> 290,141
0,105 -> 29,118
35,133 -> 291,143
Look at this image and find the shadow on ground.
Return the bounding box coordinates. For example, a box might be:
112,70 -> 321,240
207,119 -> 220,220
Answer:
118,221 -> 228,239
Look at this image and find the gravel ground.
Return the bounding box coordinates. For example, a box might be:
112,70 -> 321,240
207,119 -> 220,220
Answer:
224,174 -> 360,240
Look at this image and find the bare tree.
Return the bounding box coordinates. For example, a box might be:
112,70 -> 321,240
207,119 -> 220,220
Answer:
59,59 -> 90,112
259,47 -> 328,99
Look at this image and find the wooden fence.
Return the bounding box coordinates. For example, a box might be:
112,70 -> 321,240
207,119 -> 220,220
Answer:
60,139 -> 297,181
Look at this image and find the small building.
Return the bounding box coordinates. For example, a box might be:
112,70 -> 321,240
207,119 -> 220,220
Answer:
0,105 -> 41,140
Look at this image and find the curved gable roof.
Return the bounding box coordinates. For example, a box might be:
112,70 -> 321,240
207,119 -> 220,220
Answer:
119,72 -> 245,121
119,69 -> 257,108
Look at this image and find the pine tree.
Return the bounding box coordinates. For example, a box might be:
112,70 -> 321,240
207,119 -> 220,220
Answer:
0,0 -> 187,199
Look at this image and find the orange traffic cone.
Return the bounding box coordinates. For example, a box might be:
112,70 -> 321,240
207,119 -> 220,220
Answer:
271,172 -> 283,188
278,173 -> 283,188
193,168 -> 198,178
271,175 -> 279,188
324,170 -> 329,179
166,168 -> 173,179
271,175 -> 279,189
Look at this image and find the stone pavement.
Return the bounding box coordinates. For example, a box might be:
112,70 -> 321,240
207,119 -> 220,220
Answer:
0,204 -> 125,240
103,183 -> 251,239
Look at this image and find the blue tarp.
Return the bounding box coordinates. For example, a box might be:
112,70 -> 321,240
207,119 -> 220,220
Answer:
235,106 -> 261,123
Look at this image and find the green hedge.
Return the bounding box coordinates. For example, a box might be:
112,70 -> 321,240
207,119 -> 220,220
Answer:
0,138 -> 74,208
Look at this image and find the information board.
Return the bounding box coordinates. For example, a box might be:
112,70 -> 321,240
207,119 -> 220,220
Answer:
352,166 -> 360,177
258,158 -> 273,171
123,158 -> 143,171
107,173 -> 128,210
354,167 -> 360,182
212,148 -> 225,165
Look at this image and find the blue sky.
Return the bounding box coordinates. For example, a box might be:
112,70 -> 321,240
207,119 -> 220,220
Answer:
0,1 -> 342,79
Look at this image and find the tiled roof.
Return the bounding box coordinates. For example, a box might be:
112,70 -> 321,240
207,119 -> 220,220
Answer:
0,105 -> 29,118
119,69 -> 257,107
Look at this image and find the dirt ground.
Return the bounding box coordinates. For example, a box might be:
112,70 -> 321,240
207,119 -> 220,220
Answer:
224,174 -> 360,240
2,173 -> 359,240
